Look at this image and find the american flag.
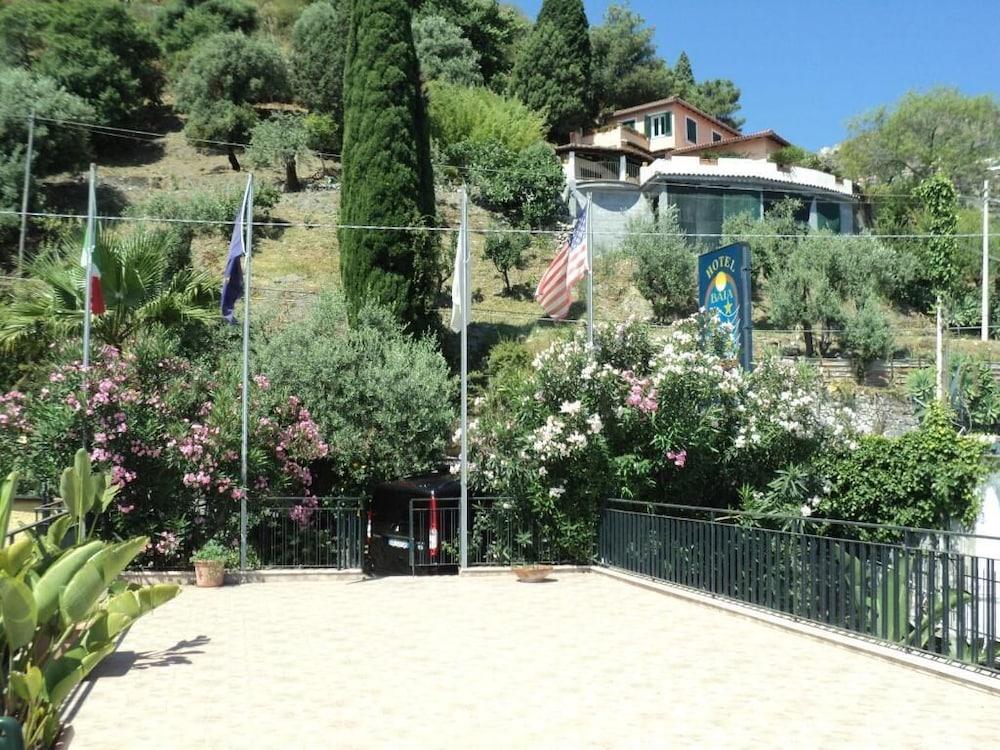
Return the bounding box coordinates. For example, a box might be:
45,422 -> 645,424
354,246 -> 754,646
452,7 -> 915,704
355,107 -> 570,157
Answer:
535,203 -> 589,319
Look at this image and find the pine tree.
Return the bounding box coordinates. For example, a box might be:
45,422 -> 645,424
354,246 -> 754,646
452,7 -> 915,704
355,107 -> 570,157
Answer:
339,0 -> 438,334
510,0 -> 592,141
672,51 -> 695,99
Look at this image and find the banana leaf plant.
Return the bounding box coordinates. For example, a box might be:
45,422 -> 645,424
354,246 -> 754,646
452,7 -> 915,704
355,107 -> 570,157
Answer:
0,450 -> 181,749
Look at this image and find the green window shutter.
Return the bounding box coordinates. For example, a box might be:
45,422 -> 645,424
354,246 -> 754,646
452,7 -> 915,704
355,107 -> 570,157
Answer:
644,115 -> 651,136
665,112 -> 673,136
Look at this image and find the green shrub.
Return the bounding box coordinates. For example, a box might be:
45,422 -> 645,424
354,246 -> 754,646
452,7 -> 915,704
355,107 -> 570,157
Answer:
907,354 -> 1000,431
260,295 -> 455,494
446,139 -> 564,228
626,207 -> 696,322
483,227 -> 530,294
132,182 -> 280,237
190,539 -> 238,565
155,0 -> 258,59
245,113 -> 310,192
427,80 -> 547,153
413,15 -> 482,86
842,296 -> 894,379
11,0 -> 163,125
303,112 -> 339,156
817,403 -> 985,535
291,0 -> 346,124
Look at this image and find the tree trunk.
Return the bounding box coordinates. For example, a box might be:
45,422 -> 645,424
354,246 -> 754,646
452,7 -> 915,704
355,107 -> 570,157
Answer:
227,146 -> 240,172
284,159 -> 301,192
501,268 -> 511,295
802,325 -> 815,357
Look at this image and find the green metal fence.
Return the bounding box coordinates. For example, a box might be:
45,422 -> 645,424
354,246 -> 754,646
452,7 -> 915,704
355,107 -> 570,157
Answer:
253,497 -> 362,568
407,497 -> 563,572
598,500 -> 1000,674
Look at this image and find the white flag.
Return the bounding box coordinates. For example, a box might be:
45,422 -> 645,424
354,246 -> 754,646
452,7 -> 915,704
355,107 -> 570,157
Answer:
449,211 -> 468,333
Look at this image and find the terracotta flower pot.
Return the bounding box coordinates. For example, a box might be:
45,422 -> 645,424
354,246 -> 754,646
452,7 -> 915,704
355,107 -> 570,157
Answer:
513,564 -> 553,583
193,560 -> 225,587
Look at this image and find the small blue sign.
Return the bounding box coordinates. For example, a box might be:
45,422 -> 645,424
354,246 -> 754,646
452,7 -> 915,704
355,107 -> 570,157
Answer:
698,243 -> 753,370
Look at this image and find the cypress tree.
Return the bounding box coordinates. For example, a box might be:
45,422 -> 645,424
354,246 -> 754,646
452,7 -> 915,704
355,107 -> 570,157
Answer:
672,51 -> 696,99
510,0 -> 592,142
339,0 -> 438,333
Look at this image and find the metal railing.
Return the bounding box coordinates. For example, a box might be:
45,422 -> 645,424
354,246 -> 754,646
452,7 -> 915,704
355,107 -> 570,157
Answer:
598,500 -> 1000,674
575,155 -> 621,182
407,498 -> 565,572
253,497 -> 362,569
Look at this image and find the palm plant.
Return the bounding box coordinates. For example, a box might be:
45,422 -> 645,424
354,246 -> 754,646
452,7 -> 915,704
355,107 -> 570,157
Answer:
0,229 -> 217,349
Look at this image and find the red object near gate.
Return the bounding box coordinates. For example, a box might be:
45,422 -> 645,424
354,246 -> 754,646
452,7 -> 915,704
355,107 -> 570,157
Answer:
429,492 -> 439,559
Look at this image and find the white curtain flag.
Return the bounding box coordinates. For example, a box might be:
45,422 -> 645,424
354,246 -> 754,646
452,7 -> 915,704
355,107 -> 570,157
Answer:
449,212 -> 467,333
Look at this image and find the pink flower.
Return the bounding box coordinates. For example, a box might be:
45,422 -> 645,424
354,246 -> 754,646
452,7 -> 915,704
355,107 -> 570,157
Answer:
666,449 -> 687,469
117,503 -> 135,514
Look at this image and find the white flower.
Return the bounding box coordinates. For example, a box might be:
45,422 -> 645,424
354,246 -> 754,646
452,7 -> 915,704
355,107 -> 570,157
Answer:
586,414 -> 603,434
560,400 -> 582,415
449,463 -> 460,475
549,486 -> 566,498
800,504 -> 813,517
808,495 -> 821,508
538,466 -> 548,477
567,431 -> 587,448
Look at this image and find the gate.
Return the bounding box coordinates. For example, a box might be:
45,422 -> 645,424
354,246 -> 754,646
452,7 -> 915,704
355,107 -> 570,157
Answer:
254,496 -> 362,569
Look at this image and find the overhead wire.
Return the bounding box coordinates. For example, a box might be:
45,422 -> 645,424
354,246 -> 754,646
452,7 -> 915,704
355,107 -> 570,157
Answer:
0,209 -> 986,239
17,113 -> 985,204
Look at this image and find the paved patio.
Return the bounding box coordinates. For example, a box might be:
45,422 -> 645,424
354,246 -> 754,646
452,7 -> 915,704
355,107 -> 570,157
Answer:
65,572 -> 1000,749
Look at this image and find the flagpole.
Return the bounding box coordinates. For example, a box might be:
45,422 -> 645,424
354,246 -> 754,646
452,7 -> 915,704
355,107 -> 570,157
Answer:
585,192 -> 594,347
459,186 -> 470,569
240,174 -> 253,572
82,163 -> 96,380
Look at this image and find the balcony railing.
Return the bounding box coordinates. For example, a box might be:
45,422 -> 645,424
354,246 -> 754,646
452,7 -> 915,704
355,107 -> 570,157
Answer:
574,154 -> 642,185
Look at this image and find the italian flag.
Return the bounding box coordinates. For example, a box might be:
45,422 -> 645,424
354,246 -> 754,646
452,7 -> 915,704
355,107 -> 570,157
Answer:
80,174 -> 105,315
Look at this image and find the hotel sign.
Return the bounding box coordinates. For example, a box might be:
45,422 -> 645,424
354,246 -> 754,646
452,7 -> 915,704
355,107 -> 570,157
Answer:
698,243 -> 753,370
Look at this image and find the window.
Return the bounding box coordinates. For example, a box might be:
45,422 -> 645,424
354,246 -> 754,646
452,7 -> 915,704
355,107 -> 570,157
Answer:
686,117 -> 698,143
712,131 -> 722,142
621,119 -> 636,130
645,112 -> 672,138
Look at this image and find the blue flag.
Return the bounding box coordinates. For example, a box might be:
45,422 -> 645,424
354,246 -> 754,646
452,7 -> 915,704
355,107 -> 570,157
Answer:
221,180 -> 251,324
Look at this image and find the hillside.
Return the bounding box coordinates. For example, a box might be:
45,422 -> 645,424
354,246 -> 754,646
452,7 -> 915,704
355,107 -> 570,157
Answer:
32,107 -> 1000,379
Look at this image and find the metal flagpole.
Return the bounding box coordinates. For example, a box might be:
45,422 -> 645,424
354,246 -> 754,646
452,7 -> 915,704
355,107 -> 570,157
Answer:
82,163 -> 96,377
983,178 -> 991,342
240,174 -> 253,571
459,186 -> 470,569
17,110 -> 35,273
585,192 -> 594,347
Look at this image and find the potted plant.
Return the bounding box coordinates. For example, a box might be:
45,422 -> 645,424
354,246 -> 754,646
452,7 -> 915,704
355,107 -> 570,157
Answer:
511,529 -> 553,582
191,540 -> 234,587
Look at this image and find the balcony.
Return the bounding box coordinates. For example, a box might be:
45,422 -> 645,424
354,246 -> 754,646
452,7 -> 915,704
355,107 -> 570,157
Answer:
573,153 -> 642,185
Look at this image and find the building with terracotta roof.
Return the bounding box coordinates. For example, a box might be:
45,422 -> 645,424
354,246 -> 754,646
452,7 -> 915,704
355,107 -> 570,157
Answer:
557,97 -> 859,252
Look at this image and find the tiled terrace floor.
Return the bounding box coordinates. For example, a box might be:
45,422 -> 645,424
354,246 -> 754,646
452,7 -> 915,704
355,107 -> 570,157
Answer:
65,572 -> 1000,749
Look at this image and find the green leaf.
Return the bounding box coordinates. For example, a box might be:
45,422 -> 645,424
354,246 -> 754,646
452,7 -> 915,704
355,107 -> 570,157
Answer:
60,537 -> 148,623
0,536 -> 36,577
45,515 -> 73,550
0,471 -> 18,546
10,665 -> 44,703
73,449 -> 95,516
59,467 -> 80,520
136,584 -> 180,613
98,475 -> 118,513
0,576 -> 38,651
83,611 -> 132,649
44,641 -> 115,708
34,541 -> 103,623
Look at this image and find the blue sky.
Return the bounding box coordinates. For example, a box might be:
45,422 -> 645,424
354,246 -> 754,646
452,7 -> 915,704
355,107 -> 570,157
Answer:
513,0 -> 1000,150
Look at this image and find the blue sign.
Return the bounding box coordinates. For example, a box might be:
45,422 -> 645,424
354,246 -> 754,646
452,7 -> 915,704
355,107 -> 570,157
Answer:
698,243 -> 753,370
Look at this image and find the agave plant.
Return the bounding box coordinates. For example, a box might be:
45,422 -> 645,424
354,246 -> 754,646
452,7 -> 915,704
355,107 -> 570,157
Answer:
0,228 -> 217,350
0,450 -> 180,748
